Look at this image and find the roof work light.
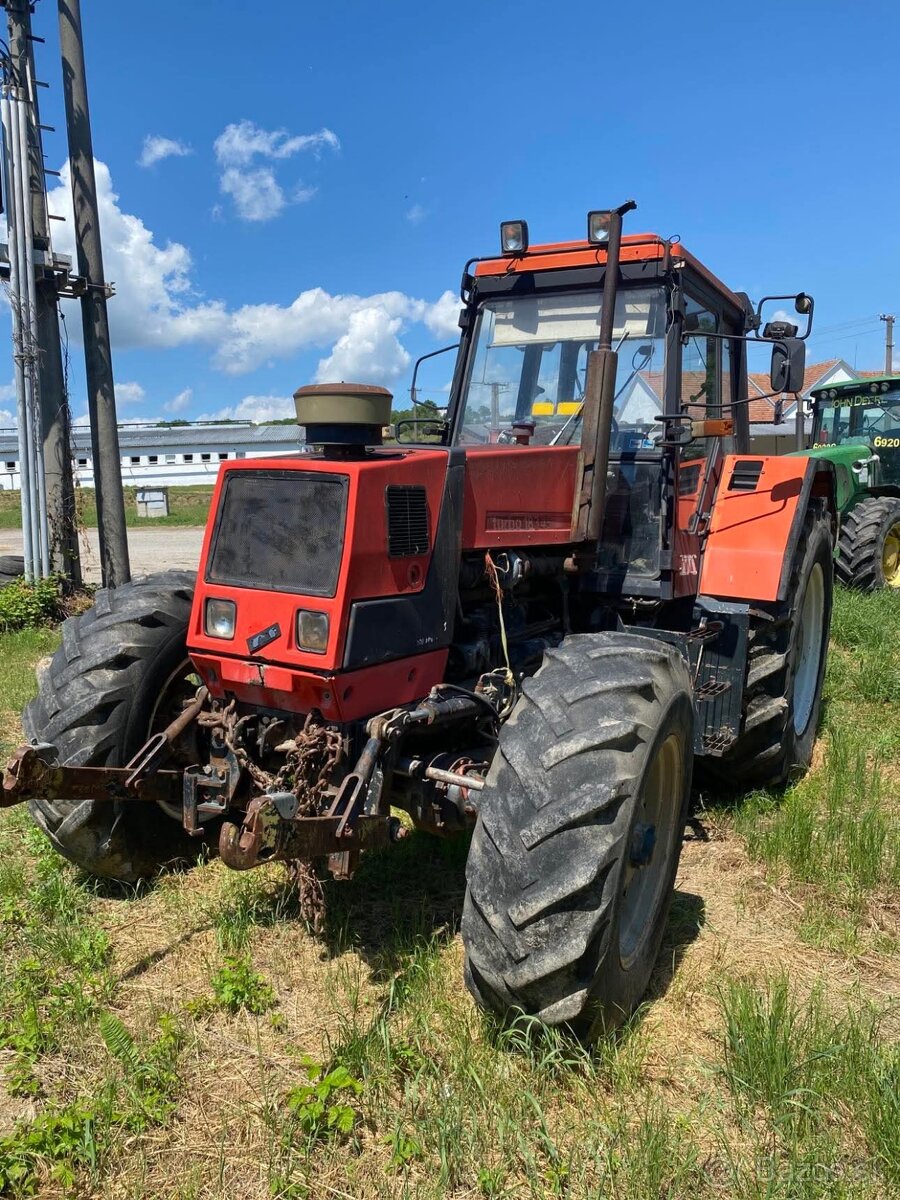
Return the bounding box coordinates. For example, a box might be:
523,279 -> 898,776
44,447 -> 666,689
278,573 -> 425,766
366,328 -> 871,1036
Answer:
587,210 -> 613,244
500,220 -> 528,255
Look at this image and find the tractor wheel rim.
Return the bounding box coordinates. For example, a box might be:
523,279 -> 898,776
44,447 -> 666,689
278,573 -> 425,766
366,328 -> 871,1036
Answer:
619,732 -> 683,970
883,522 -> 900,587
148,657 -> 208,823
794,562 -> 825,736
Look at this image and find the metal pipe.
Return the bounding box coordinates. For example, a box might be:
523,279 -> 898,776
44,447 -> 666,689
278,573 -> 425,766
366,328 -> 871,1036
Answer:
8,93 -> 41,578
12,94 -> 42,577
423,765 -> 485,792
15,88 -> 50,576
1,87 -> 33,581
574,201 -> 636,549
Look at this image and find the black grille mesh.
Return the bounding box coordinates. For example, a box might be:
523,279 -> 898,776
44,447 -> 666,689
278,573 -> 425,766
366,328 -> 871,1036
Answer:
207,470 -> 347,596
386,485 -> 429,557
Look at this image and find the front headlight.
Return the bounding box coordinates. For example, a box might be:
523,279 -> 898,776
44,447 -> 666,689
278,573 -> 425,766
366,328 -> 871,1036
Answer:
297,609 -> 329,653
205,597 -> 236,639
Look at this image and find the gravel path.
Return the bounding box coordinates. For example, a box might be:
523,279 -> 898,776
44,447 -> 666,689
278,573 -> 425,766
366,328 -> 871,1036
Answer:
0,527 -> 205,584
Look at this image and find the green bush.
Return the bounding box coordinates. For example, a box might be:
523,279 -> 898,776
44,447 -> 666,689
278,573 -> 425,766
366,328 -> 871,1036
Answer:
0,578 -> 61,632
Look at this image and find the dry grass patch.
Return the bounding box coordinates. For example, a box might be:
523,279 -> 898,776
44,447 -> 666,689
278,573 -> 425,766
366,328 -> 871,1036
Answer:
0,590 -> 898,1197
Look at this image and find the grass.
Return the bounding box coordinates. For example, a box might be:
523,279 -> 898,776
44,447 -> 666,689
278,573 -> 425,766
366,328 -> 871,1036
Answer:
0,588 -> 896,1197
734,587 -> 900,954
0,485 -> 213,530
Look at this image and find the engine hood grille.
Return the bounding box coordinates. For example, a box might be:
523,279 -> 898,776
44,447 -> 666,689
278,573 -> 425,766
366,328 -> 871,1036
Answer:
386,484 -> 430,557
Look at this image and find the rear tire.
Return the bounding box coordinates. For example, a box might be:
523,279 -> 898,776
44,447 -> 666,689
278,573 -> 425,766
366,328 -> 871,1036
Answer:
0,553 -> 25,585
836,496 -> 900,591
23,571 -> 204,883
700,503 -> 832,793
461,633 -> 693,1039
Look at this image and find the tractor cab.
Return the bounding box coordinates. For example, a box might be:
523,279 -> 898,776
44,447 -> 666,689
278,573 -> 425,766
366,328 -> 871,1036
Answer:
809,377 -> 900,489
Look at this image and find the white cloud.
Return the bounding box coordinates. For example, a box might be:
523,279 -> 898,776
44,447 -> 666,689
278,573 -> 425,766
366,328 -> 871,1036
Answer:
46,159 -> 456,385
165,387 -> 193,414
0,379 -> 16,404
423,289 -> 461,340
197,394 -> 295,424
0,407 -> 15,427
214,120 -> 339,222
315,309 -> 409,385
218,165 -> 288,223
214,122 -> 339,165
116,380 -> 145,405
47,161 -> 224,351
214,288 -> 424,376
138,135 -> 192,168
405,203 -> 426,225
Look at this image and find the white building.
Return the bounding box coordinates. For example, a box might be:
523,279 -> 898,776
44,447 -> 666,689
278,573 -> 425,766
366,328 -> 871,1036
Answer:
0,422 -> 306,491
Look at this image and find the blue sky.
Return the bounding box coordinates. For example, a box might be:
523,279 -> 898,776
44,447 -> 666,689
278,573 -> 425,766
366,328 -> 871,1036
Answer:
6,0 -> 899,424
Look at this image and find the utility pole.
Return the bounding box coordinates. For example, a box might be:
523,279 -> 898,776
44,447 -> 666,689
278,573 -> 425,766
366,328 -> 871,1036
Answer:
880,313 -> 894,375
58,0 -> 129,586
487,381 -> 509,430
1,0 -> 80,583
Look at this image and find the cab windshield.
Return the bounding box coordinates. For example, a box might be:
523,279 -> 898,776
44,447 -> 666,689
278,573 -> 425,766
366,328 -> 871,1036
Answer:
813,386 -> 900,448
457,286 -> 667,451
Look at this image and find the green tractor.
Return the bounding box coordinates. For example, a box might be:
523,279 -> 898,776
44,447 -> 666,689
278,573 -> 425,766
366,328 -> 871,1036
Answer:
797,376 -> 900,590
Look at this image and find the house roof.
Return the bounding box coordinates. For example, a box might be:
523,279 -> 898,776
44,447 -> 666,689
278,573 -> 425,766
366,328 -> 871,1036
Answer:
744,359 -> 857,425
0,422 -> 303,456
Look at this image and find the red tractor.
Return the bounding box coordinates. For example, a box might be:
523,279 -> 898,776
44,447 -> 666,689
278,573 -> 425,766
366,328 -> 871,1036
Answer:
3,204 -> 835,1038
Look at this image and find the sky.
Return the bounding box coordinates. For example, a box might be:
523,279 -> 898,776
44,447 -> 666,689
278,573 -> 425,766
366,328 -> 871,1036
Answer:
2,0 -> 899,426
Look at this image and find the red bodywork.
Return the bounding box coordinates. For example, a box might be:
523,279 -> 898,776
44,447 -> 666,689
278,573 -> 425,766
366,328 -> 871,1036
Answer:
189,452 -> 446,720
699,455 -> 825,602
188,445 -> 581,718
189,443 -> 820,720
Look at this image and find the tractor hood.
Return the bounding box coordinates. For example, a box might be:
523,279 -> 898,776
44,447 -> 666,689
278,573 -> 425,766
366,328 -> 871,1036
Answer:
790,442 -> 876,509
187,449 -> 452,718
791,442 -> 873,466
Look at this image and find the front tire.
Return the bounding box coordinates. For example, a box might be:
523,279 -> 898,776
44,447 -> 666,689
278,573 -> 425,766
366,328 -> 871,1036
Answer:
836,495 -> 900,591
23,571 -> 204,882
461,633 -> 693,1039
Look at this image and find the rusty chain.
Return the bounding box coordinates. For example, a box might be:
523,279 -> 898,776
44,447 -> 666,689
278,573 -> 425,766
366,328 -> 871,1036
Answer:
198,703 -> 344,931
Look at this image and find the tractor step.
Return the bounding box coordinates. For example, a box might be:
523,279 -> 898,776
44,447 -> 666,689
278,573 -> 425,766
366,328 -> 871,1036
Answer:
631,598 -> 748,757
701,730 -> 737,754
695,678 -> 731,700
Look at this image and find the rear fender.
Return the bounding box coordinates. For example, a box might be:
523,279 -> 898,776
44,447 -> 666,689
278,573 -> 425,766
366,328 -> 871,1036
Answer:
698,456 -> 836,603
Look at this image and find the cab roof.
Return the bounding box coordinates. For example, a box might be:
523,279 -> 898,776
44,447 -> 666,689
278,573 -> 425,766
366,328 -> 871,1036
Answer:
473,234 -> 744,312
810,373 -> 900,395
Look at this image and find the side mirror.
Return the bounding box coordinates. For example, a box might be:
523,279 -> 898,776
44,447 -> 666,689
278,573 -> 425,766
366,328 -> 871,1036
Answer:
770,337 -> 806,393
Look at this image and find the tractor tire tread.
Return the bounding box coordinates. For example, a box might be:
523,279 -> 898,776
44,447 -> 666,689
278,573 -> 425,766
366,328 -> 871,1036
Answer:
462,631 -> 692,1036
22,570 -> 200,882
835,496 -> 900,591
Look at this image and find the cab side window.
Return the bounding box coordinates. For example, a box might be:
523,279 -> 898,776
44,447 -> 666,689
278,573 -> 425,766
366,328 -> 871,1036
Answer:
680,299 -> 736,458
680,301 -> 718,462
